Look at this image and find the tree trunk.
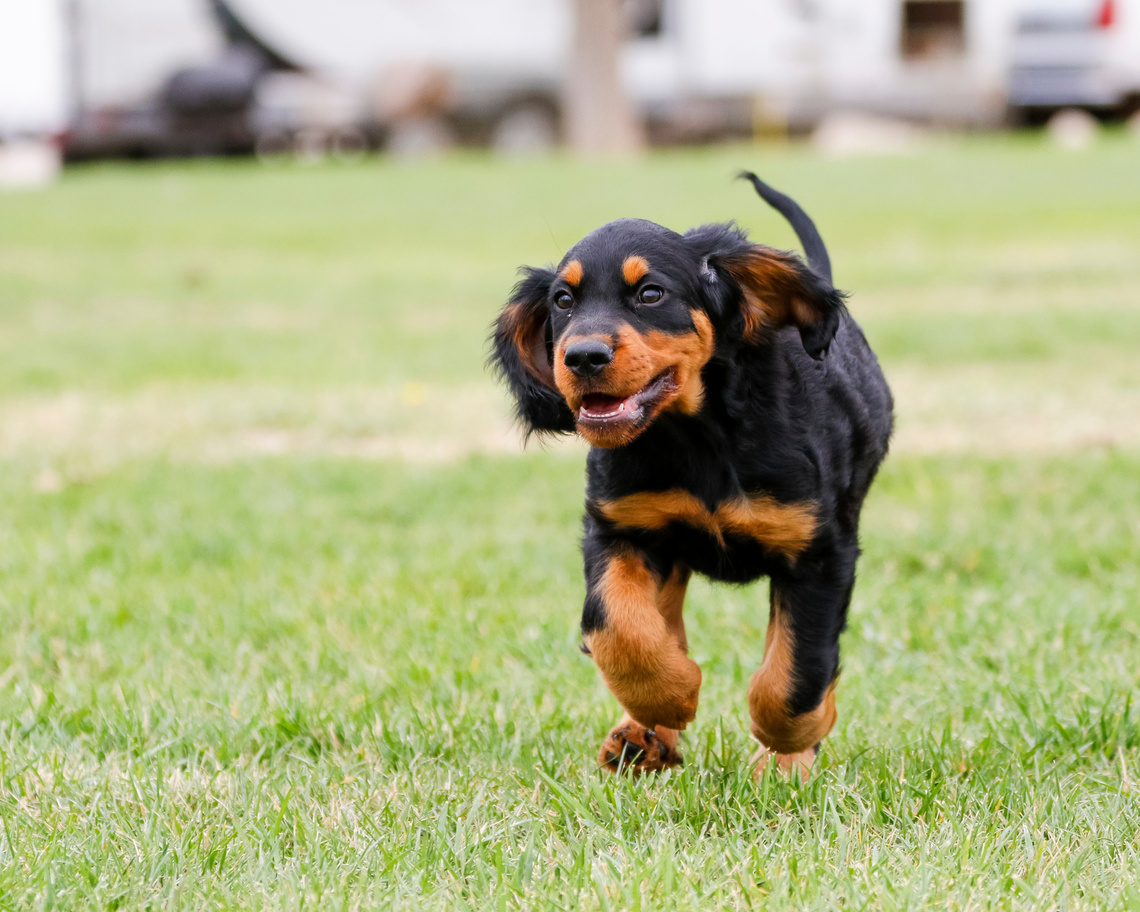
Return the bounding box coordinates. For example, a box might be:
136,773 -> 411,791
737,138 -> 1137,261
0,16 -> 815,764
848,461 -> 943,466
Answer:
563,0 -> 645,156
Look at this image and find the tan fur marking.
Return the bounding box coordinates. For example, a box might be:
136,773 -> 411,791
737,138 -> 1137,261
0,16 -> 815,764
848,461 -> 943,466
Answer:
790,297 -> 819,327
596,489 -> 817,559
584,553 -> 701,730
751,744 -> 818,783
722,248 -> 819,343
599,568 -> 688,771
739,287 -> 771,343
622,255 -> 649,285
748,597 -> 838,756
658,565 -> 691,652
505,301 -> 557,389
554,310 -> 716,448
598,713 -> 682,774
561,260 -> 583,287
718,495 -> 819,559
599,489 -> 722,540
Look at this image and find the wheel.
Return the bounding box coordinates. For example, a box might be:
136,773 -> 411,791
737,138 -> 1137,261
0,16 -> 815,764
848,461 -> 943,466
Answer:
491,104 -> 558,157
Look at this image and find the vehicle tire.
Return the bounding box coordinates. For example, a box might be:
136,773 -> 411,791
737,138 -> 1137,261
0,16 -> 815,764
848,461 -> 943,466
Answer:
330,127 -> 369,162
1127,108 -> 1140,139
385,117 -> 454,159
1046,108 -> 1099,150
255,130 -> 292,163
491,104 -> 558,157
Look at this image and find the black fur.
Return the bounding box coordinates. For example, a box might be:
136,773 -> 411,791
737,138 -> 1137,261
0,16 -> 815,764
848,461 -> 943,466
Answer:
684,220 -> 848,359
736,171 -> 833,282
490,176 -> 893,759
490,268 -> 576,435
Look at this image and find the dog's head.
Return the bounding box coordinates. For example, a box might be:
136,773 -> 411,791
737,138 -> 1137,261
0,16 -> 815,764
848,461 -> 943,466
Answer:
491,218 -> 845,447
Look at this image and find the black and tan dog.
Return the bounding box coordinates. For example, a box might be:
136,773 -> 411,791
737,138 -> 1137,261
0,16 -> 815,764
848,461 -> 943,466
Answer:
491,174 -> 892,777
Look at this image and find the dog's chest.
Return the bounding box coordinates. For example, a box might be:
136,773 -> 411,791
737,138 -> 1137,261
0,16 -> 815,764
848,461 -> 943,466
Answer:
592,487 -> 817,562
587,421 -> 820,569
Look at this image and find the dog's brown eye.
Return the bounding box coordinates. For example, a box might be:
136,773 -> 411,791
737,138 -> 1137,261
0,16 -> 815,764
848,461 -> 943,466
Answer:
554,290 -> 574,310
638,285 -> 665,306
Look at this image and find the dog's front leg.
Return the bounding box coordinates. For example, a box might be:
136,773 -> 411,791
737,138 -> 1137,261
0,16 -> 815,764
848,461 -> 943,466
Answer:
748,567 -> 852,780
581,543 -> 700,771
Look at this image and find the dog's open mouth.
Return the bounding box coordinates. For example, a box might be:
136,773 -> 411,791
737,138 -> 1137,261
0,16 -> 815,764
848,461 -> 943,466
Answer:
578,370 -> 676,427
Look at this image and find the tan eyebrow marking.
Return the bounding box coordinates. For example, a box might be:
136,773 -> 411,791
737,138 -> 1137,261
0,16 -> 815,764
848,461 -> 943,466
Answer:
561,260 -> 583,287
622,255 -> 649,285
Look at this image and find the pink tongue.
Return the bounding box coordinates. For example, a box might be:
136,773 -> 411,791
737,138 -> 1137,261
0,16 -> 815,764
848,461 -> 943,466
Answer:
582,393 -> 626,412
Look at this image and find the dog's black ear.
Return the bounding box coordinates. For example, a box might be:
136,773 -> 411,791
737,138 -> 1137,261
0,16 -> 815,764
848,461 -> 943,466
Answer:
490,267 -> 577,435
684,223 -> 846,359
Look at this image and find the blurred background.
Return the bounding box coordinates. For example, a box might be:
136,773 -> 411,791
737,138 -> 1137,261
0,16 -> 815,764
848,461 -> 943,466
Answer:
3,0 -> 1140,177
1,4 -> 1139,903
0,0 -> 1138,479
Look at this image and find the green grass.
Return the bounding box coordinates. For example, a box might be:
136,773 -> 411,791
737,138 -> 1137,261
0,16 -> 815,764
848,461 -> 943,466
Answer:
1,134 -> 1138,910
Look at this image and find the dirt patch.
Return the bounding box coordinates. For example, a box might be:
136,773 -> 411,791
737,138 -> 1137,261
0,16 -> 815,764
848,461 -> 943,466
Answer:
0,384 -> 578,478
1,359 -> 1134,482
889,358 -> 1140,454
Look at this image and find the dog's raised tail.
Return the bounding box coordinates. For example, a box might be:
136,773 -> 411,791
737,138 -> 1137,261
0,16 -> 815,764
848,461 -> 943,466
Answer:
737,171 -> 833,285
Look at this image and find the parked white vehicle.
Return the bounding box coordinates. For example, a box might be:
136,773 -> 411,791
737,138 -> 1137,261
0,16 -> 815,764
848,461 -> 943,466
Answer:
225,0 -> 1024,132
1009,0 -> 1140,116
625,0 -> 1020,128
0,0 -> 67,186
220,0 -> 1031,142
47,0 -> 1139,158
0,0 -> 68,137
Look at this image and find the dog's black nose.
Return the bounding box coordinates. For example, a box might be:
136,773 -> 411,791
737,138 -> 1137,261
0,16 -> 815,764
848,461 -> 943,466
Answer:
563,339 -> 614,378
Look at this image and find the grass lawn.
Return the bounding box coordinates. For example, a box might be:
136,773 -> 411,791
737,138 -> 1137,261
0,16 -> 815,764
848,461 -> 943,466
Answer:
1,134 -> 1138,910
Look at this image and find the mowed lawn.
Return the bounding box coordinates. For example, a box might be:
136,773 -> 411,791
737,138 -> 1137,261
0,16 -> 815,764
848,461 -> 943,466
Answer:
1,135 -> 1138,910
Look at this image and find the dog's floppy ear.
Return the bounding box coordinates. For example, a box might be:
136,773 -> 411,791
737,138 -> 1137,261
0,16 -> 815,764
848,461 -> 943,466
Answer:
490,267 -> 577,435
685,223 -> 846,359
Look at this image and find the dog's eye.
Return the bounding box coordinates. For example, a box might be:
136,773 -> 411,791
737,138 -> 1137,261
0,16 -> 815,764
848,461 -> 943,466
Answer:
638,285 -> 665,306
553,290 -> 574,310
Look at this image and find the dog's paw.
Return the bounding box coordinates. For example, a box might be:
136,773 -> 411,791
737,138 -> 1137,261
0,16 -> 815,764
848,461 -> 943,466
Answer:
598,716 -> 682,775
751,742 -> 820,784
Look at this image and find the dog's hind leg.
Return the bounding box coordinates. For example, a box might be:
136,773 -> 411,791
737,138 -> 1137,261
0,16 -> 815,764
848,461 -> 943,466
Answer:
581,548 -> 699,771
748,561 -> 854,781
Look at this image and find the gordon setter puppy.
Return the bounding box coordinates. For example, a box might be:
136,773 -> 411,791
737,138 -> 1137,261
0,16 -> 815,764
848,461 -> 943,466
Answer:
491,174 -> 892,778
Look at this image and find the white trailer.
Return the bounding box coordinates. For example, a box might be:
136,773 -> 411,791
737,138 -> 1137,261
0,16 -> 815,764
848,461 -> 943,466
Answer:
224,0 -> 1023,138
0,0 -> 69,186
621,0 -> 1021,128
58,0 -> 1080,158
0,0 -> 69,137
1009,0 -> 1140,116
